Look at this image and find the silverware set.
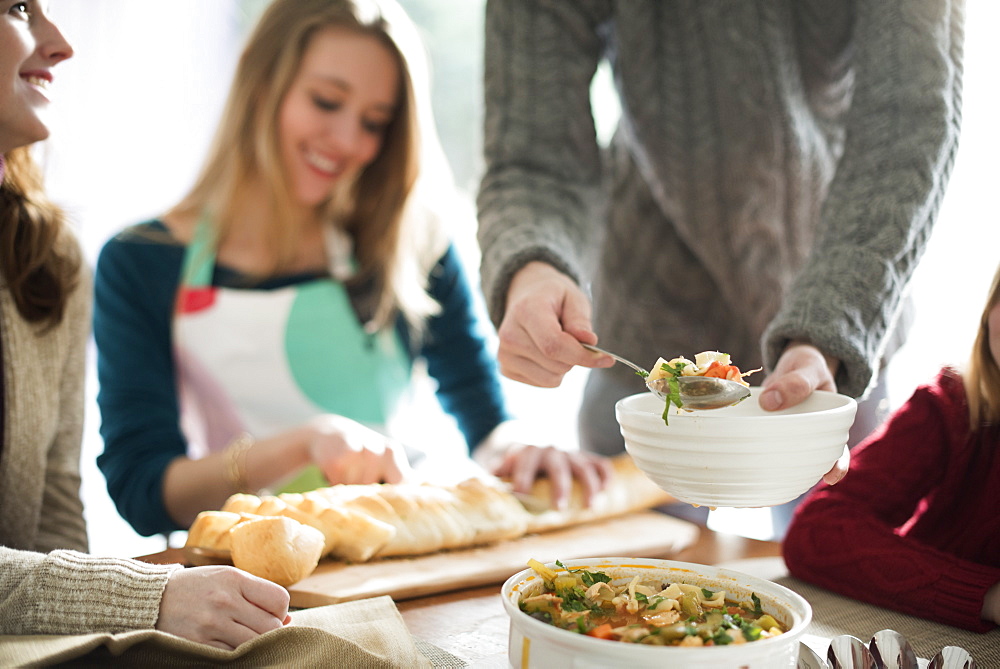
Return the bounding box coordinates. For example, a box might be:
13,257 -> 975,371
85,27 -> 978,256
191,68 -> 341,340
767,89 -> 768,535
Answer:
798,630 -> 978,669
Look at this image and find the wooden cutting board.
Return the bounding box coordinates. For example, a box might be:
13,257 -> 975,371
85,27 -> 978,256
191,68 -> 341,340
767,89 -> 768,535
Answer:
288,511 -> 700,608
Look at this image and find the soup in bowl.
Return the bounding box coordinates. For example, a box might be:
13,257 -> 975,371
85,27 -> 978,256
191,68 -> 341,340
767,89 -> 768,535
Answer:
501,557 -> 811,669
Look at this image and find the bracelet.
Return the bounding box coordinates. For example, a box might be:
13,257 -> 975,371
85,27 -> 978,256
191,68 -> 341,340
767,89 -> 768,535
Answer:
224,432 -> 255,494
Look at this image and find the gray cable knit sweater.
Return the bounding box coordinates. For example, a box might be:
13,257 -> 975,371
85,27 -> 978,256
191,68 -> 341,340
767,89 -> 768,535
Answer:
0,237 -> 180,635
478,0 -> 964,443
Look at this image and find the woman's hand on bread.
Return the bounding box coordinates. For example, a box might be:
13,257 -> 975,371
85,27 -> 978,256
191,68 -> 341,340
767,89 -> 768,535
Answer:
490,444 -> 613,510
305,414 -> 413,485
476,422 -> 613,510
156,565 -> 290,650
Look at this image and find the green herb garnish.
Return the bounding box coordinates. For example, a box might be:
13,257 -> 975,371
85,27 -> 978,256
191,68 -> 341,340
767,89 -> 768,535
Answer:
658,361 -> 686,426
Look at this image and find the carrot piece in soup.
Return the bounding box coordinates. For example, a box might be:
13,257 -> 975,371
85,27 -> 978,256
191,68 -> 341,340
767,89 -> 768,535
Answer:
587,623 -> 615,640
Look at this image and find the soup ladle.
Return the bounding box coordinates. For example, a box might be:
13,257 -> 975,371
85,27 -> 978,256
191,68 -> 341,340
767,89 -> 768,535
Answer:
581,344 -> 752,411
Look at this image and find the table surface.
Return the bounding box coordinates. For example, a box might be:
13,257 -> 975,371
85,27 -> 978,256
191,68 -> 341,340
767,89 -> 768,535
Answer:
139,520 -> 779,667
139,522 -> 1000,668
395,527 -> 783,668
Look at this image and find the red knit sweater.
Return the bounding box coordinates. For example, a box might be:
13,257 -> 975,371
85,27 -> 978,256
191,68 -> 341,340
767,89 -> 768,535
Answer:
783,368 -> 1000,633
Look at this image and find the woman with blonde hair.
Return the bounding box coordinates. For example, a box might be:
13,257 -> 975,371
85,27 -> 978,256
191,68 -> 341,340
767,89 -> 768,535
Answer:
1,0 -> 290,647
94,0 -> 609,538
783,263 -> 1000,632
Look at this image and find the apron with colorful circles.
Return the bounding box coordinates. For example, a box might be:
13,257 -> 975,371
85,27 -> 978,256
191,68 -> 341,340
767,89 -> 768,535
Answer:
172,216 -> 410,492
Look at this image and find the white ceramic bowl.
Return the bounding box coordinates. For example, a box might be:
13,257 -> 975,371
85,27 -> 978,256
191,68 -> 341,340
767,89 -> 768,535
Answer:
616,388 -> 857,508
502,557 -> 812,669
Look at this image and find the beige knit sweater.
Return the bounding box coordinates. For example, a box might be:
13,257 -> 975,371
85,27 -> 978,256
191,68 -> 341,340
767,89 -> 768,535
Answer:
0,236 -> 180,635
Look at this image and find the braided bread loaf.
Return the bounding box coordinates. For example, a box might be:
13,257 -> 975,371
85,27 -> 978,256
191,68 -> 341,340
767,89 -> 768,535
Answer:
184,454 -> 671,584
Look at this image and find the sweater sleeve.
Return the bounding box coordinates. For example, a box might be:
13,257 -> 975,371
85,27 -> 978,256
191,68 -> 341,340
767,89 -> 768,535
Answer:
783,372 -> 1000,632
35,262 -> 91,553
476,0 -> 612,326
93,225 -> 189,536
0,546 -> 179,635
763,0 -> 965,398
420,245 -> 512,450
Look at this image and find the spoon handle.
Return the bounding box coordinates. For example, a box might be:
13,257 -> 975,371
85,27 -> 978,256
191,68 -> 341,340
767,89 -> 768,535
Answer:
580,343 -> 648,376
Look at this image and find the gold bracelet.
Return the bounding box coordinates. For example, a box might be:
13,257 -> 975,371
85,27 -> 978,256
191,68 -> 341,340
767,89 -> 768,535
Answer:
224,432 -> 255,494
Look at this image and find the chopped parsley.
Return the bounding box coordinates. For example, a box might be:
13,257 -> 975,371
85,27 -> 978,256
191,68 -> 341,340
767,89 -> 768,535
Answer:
558,561 -> 612,588
656,361 -> 687,425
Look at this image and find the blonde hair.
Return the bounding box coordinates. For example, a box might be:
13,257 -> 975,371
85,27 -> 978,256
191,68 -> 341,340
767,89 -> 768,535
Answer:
964,263 -> 1000,428
0,148 -> 81,328
169,0 -> 444,331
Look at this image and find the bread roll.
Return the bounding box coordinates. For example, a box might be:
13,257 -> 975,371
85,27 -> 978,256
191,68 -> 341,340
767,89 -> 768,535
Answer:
229,515 -> 325,586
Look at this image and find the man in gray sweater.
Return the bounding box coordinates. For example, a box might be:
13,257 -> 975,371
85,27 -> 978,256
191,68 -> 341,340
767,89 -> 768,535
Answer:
477,0 -> 965,528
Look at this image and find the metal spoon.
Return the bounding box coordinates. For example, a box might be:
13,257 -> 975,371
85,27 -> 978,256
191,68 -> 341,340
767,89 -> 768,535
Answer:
869,629 -> 919,669
928,646 -> 978,669
828,634 -> 878,669
799,642 -> 830,669
582,343 -> 752,410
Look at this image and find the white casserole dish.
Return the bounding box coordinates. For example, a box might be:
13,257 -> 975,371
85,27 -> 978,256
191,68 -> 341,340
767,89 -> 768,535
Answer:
501,557 -> 812,669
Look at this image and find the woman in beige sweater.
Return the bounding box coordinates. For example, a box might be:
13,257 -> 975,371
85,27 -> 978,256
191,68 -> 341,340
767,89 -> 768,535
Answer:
0,1 -> 288,649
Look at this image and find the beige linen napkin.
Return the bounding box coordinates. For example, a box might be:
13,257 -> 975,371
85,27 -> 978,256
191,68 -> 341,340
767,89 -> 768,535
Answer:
0,595 -> 433,668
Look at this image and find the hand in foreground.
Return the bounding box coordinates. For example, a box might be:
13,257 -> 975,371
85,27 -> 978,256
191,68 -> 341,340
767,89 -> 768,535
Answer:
759,341 -> 848,484
157,566 -> 290,650
306,414 -> 413,485
496,262 -> 613,387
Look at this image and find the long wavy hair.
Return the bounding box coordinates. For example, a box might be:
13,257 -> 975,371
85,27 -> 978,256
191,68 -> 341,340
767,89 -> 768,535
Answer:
0,148 -> 80,329
168,0 -> 445,332
964,263 -> 1000,429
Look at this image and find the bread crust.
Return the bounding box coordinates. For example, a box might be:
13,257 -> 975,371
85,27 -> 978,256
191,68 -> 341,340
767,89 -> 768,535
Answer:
182,454 -> 671,583
229,515 -> 325,586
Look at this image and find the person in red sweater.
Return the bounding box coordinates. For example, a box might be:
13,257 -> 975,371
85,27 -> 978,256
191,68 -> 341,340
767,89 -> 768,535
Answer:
783,264 -> 1000,632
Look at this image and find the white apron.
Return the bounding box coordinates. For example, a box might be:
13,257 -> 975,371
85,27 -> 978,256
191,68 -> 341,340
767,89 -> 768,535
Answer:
172,216 -> 411,492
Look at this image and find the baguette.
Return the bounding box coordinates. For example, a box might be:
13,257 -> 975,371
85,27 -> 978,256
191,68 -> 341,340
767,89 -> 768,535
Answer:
183,454 -> 670,582
353,479 -> 529,557
281,491 -> 396,562
222,493 -> 338,555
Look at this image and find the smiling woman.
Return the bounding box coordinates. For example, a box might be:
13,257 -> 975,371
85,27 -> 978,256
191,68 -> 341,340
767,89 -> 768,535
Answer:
71,0 -> 611,557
